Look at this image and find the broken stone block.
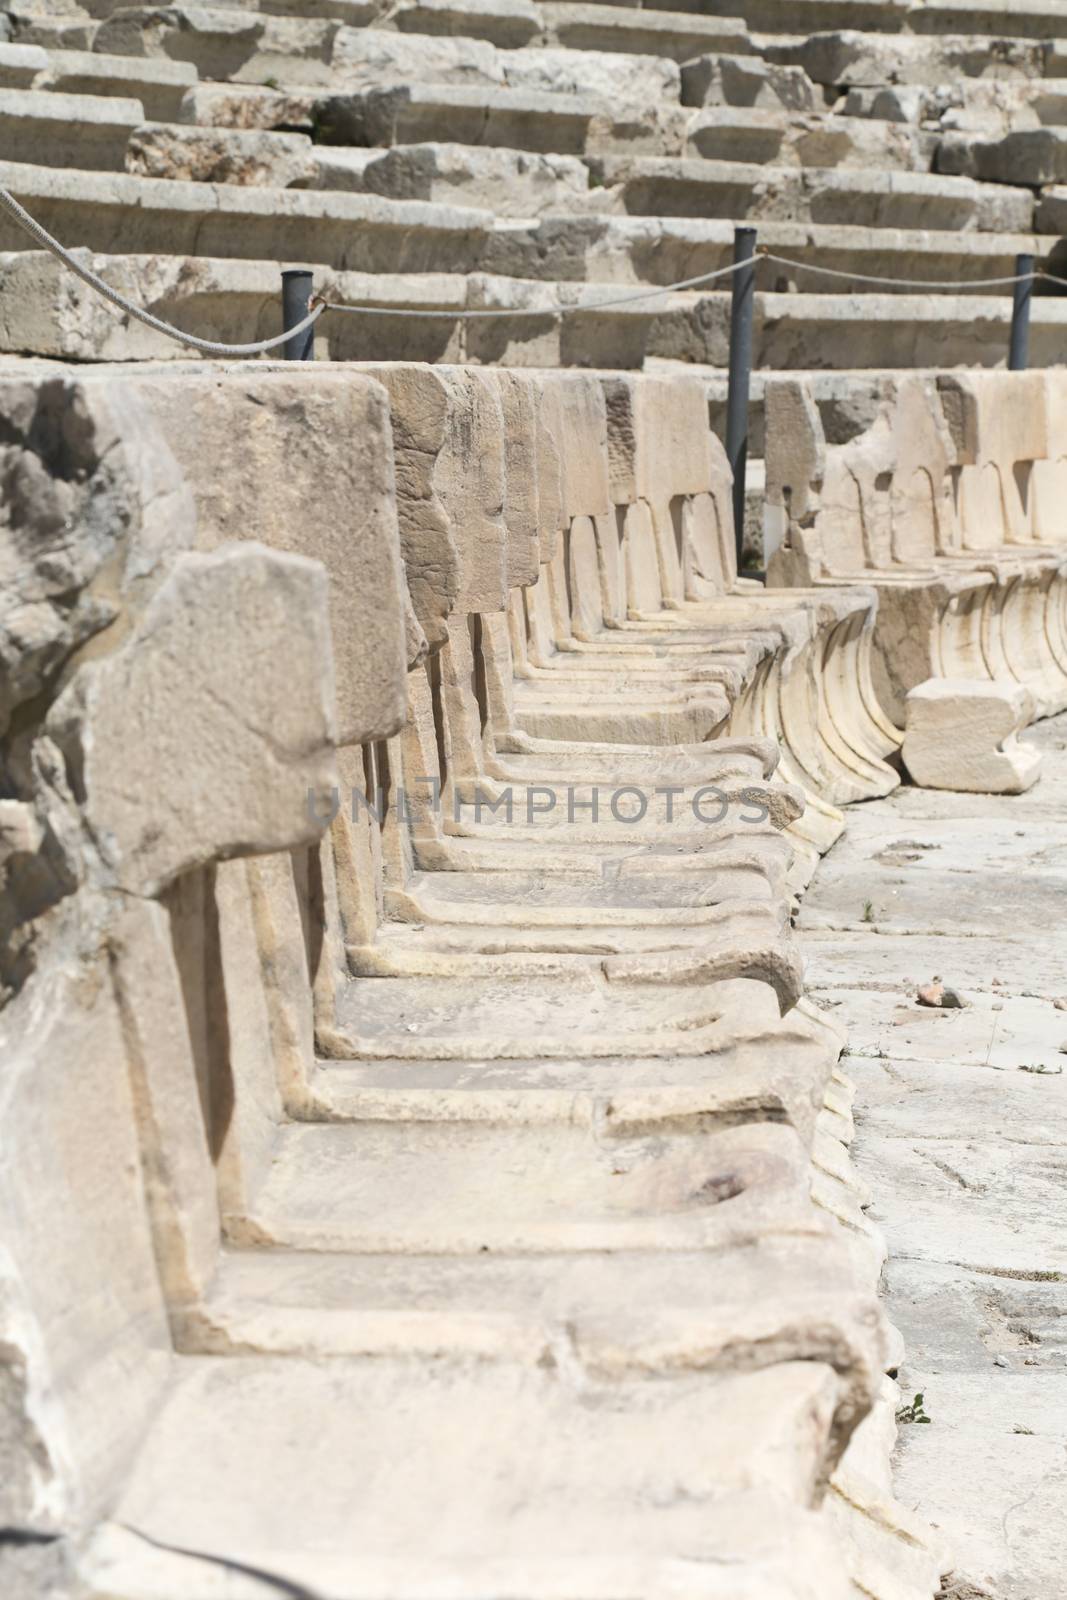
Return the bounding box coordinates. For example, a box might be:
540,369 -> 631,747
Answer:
316,140 -> 590,216
129,370 -> 411,747
680,53 -> 819,113
0,373 -> 196,739
126,121 -> 318,186
45,544 -> 339,897
902,678 -> 1042,794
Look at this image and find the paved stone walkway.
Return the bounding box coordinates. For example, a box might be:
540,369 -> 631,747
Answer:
800,712 -> 1067,1600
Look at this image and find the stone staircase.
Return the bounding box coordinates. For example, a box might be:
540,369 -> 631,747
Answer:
2,0 -> 1067,368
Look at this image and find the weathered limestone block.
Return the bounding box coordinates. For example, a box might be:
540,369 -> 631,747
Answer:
937,370 -> 1047,547
354,363 -> 509,638
45,544 -> 338,897
42,47 -> 198,120
129,370 -> 410,745
938,125 -> 1067,184
97,6 -> 340,85
333,23 -> 505,89
902,677 -> 1042,793
502,44 -> 681,104
0,41 -> 48,87
488,369 -> 550,589
390,0 -> 541,49
680,52 -> 818,112
178,81 -> 320,132
126,120 -> 318,186
540,371 -> 612,526
314,141 -> 590,217
0,373 -> 196,740
0,943 -> 173,1530
0,85 -> 144,170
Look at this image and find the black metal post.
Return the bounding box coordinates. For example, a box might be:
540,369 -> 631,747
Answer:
1009,252 -> 1033,372
281,268 -> 315,361
726,226 -> 757,576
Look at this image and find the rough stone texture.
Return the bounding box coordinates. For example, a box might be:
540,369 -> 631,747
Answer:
7,0 -> 1067,1589
902,677 -> 1042,793
44,544 -> 338,896
0,361 -> 947,1600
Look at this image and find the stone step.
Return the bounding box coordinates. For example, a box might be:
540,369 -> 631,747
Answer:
5,160 -> 1054,283
908,0 -> 1067,40
91,6 -> 704,90
0,42 -> 50,86
481,213 -> 1052,291
32,45 -> 199,118
193,79 -> 936,170
77,1355 -> 857,1599
768,28 -> 1052,88
237,1114 -> 817,1249
0,85 -> 146,170
939,125 -> 1067,186
843,76 -> 1067,134
182,1236 -> 875,1373
0,161 -> 491,273
6,249 -> 1067,371
683,105 -> 937,169
587,153 -> 1032,231
537,2 -> 752,60
311,80 -> 680,155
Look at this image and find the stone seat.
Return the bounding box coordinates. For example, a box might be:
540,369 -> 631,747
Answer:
232,1111 -> 825,1244
9,245 -> 1067,373
537,2 -> 752,60
0,84 -> 147,170
91,7 -> 695,92
30,43 -> 200,117
77,1355 -> 862,1599
482,213 -> 1051,292
0,160 -> 492,273
766,28 -> 1052,87
181,1234 -> 877,1375
587,154 -> 1031,231
312,80 -> 675,154
765,372 -> 1067,726
0,41 -> 49,86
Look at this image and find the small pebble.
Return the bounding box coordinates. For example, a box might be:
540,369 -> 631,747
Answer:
993,1356 -> 1009,1368
992,1002 -> 1004,1012
1054,997 -> 1067,1011
941,986 -> 970,1009
917,980 -> 944,1008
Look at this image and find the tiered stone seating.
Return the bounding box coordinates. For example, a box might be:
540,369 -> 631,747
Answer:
4,0 -> 1067,1594
765,368 -> 1067,727
1,0 -> 1066,369
0,360 -> 943,1600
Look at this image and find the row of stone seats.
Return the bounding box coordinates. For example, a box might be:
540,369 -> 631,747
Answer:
0,83 -> 1035,237
0,358 -> 942,1599
3,0 -> 1067,372
765,368 -> 1067,735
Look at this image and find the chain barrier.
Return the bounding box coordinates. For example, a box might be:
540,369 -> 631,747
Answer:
2,185 -> 1065,354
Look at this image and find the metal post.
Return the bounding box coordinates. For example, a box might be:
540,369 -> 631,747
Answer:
1009,252 -> 1033,372
726,226 -> 757,576
281,268 -> 315,361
